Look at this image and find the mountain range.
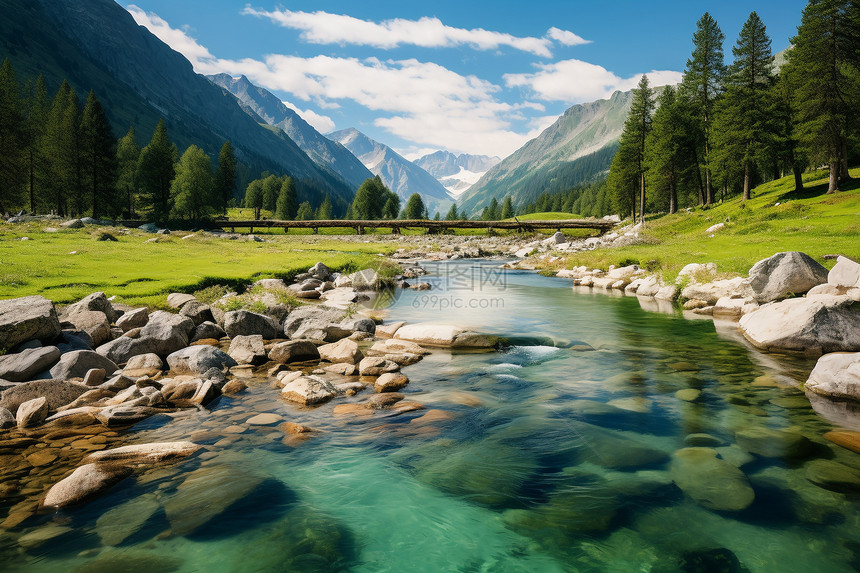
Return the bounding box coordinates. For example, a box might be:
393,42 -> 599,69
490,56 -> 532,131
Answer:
0,0 -> 356,211
458,89 -> 633,216
328,128 -> 455,217
414,151 -> 500,196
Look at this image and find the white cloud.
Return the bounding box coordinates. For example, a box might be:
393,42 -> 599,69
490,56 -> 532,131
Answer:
504,59 -> 683,103
282,101 -> 336,134
242,7 -> 590,58
127,5 -> 216,70
547,27 -> 590,47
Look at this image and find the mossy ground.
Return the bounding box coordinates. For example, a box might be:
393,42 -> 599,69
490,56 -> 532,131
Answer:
554,168 -> 860,281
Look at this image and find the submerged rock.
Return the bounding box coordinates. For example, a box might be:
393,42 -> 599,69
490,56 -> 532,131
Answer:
670,447 -> 755,511
96,494 -> 161,546
41,463 -> 133,508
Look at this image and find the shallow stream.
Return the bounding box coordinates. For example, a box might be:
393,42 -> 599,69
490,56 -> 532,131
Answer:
4,260 -> 860,572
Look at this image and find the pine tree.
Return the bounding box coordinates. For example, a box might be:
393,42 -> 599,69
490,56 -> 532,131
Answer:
646,86 -> 691,213
275,176 -> 297,220
41,81 -> 71,215
261,174 -> 280,213
315,195 -> 332,219
172,145 -> 214,221
784,0 -> 859,192
711,12 -> 776,201
351,176 -> 390,219
404,193 -> 427,219
681,12 -> 727,205
609,75 -> 655,222
445,203 -> 459,221
382,194 -> 400,219
23,75 -> 49,213
214,141 -> 236,214
0,58 -> 24,214
116,126 -> 140,217
295,201 -> 313,220
482,197 -> 500,220
137,119 -> 177,222
500,196 -> 514,219
244,179 -> 263,219
79,91 -> 117,218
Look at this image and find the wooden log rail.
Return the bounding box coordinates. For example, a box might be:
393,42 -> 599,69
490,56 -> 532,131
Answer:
118,218 -> 616,235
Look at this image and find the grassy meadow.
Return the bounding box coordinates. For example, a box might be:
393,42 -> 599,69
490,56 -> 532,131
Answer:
554,168 -> 860,280
0,223 -> 395,307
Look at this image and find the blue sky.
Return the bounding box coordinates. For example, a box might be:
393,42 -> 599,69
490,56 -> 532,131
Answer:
125,1 -> 808,160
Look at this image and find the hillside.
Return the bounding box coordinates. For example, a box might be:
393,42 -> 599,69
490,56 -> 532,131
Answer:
207,74 -> 373,190
458,89 -> 634,216
329,128 -> 454,216
414,151 -> 500,196
0,0 -> 355,210
557,169 -> 860,279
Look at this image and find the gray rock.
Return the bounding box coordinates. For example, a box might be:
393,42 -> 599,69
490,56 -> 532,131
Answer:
805,352 -> 860,401
85,441 -> 201,465
375,372 -> 409,392
308,262 -> 333,281
269,340 -> 320,363
166,346 -> 237,376
96,405 -> 161,427
61,308 -> 111,346
41,462 -> 133,508
60,218 -> 85,228
281,375 -> 337,405
748,251 -> 828,303
0,407 -> 14,429
0,379 -> 88,414
350,268 -> 381,290
96,311 -> 194,363
96,494 -> 160,546
227,334 -> 267,365
49,350 -> 118,380
56,330 -> 93,352
179,301 -> 215,326
223,310 -> 281,339
82,368 -> 106,386
166,293 -> 196,309
16,396 -> 49,428
191,320 -> 226,342
739,295 -> 860,354
0,346 -> 61,381
318,338 -> 363,364
123,353 -> 164,378
116,307 -> 148,332
670,447 -> 755,511
65,292 -> 119,323
829,256 -> 860,289
358,357 -> 400,376
282,305 -> 345,340
0,295 -> 62,351
735,426 -> 815,459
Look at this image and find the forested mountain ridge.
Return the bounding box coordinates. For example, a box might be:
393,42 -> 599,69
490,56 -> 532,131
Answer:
0,0 -> 355,209
458,89 -> 635,216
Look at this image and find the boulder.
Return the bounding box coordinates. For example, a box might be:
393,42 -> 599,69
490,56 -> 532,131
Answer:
318,338 -> 363,364
734,426 -> 815,459
0,379 -> 88,414
41,463 -> 132,508
375,321 -> 406,339
358,357 -> 400,376
16,396 -> 49,428
228,334 -> 267,365
166,293 -> 196,309
61,308 -> 111,346
96,494 -> 160,546
96,311 -> 194,363
0,295 -> 62,351
254,278 -> 288,290
670,447 -> 755,511
350,268 -> 380,289
166,346 -> 237,376
82,368 -> 106,386
712,296 -> 759,319
309,262 -> 333,281
191,321 -> 226,342
681,277 -> 754,305
116,307 -> 148,332
739,295 -> 860,354
85,441 -> 201,465
393,324 -> 463,347
0,407 -> 14,429
223,310 -> 281,339
281,376 -> 337,405
283,305 -> 346,340
375,372 -> 409,392
179,301 -> 215,326
65,292 -> 119,323
269,340 -> 320,363
748,251 -> 828,303
56,330 -> 93,353
95,405 -> 161,427
61,218 -> 84,228
49,350 -> 118,380
123,353 -> 164,378
829,256 -> 860,289
804,352 -> 860,401
0,346 -> 61,381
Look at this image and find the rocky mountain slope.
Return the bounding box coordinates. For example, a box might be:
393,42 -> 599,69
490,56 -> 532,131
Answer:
414,151 -> 500,196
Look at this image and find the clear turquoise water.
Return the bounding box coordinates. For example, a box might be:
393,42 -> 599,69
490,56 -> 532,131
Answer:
4,260 -> 860,572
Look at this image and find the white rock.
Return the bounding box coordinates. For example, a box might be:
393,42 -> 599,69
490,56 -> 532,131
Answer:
805,352 -> 860,401
829,256 -> 860,289
705,223 -> 725,234
281,376 -> 337,405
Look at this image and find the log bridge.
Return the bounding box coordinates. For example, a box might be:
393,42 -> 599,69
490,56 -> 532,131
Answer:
119,218 -> 616,235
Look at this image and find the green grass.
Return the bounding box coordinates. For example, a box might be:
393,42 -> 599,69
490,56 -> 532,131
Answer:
0,224 -> 396,307
505,212 -> 585,221
556,168 -> 860,281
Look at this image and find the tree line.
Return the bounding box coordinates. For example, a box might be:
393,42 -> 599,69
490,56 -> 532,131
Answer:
608,2 -> 860,223
0,58 -> 243,222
